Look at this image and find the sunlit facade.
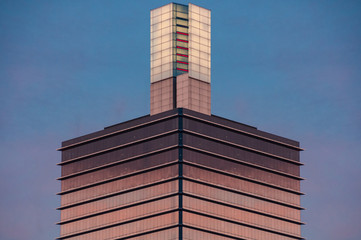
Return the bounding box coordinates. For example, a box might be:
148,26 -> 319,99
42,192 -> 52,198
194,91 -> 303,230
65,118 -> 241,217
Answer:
150,3 -> 211,116
150,3 -> 211,83
57,3 -> 303,240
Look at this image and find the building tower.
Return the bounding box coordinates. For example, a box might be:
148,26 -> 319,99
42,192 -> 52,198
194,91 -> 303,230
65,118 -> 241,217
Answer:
57,3 -> 304,240
150,3 -> 211,115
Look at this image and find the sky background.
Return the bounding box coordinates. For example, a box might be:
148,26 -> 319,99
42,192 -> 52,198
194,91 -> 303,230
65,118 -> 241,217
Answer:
1,0 -> 360,239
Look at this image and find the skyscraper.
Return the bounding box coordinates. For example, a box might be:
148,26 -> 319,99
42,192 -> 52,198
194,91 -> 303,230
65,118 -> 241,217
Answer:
57,3 -> 304,240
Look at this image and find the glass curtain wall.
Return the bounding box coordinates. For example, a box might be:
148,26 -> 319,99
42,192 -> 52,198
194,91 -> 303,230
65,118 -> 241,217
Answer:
189,4 -> 211,83
151,3 -> 211,83
151,3 -> 190,83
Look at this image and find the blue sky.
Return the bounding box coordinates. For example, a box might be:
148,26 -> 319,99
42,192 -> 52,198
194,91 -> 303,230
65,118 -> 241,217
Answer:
1,0 -> 360,239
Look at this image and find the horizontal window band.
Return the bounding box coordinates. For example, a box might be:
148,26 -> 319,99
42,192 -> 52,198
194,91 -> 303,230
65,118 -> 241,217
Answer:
59,165 -> 302,211
58,193 -> 178,225
57,161 -> 179,196
177,68 -> 188,72
183,145 -> 303,180
183,193 -> 304,225
58,114 -> 178,151
176,17 -> 188,21
58,130 -> 179,165
59,170 -> 302,211
183,129 -> 303,165
182,177 -> 304,210
183,225 -> 246,240
176,39 -> 188,43
57,209 -> 179,239
58,177 -> 179,210
118,225 -> 179,240
58,111 -> 302,153
183,113 -> 304,151
176,53 -> 188,57
60,211 -> 302,240
177,61 -> 188,65
58,145 -> 178,180
59,129 -> 302,182
183,209 -> 303,239
183,161 -> 303,195
176,46 -> 188,50
176,31 -> 189,36
176,24 -> 189,28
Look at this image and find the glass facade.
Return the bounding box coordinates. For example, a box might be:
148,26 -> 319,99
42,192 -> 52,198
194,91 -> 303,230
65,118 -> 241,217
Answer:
150,3 -> 211,83
183,196 -> 300,235
58,109 -> 303,239
59,2 -> 303,238
183,164 -> 301,207
183,212 -> 298,240
151,3 -> 175,83
60,165 -> 178,206
61,196 -> 178,236
188,3 -> 211,82
60,181 -> 178,222
63,212 -> 178,240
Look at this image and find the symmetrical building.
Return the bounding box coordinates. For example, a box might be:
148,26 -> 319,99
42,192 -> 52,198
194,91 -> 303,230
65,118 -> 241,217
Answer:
150,3 -> 211,115
57,3 -> 304,240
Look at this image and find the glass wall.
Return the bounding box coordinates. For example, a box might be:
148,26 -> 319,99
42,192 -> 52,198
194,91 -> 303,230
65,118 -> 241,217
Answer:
173,3 -> 189,76
60,134 -> 178,180
61,196 -> 178,236
183,227 -> 234,240
183,180 -> 301,221
189,4 -> 211,83
62,212 -> 178,240
61,180 -> 178,221
61,165 -> 178,206
183,212 -> 298,240
151,3 -> 174,83
183,164 -> 301,206
183,133 -> 300,177
183,196 -> 301,236
61,152 -> 178,191
151,3 -> 211,83
130,227 -> 178,240
183,151 -> 300,192
183,117 -> 299,161
61,118 -> 177,163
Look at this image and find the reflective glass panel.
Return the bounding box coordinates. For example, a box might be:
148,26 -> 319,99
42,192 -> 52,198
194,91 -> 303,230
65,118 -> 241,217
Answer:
183,164 -> 300,206
177,34 -> 188,41
183,196 -> 301,235
176,4 -> 188,13
130,227 -> 178,240
64,212 -> 178,240
184,227 -> 233,240
176,11 -> 188,19
183,180 -> 301,221
183,133 -> 300,178
61,196 -> 178,236
183,212 -> 297,240
176,55 -> 188,62
61,180 -> 178,221
61,165 -> 178,206
176,18 -> 188,26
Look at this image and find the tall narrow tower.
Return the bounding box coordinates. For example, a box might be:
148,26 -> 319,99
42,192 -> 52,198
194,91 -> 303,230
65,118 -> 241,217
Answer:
150,3 -> 211,115
57,3 -> 304,240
